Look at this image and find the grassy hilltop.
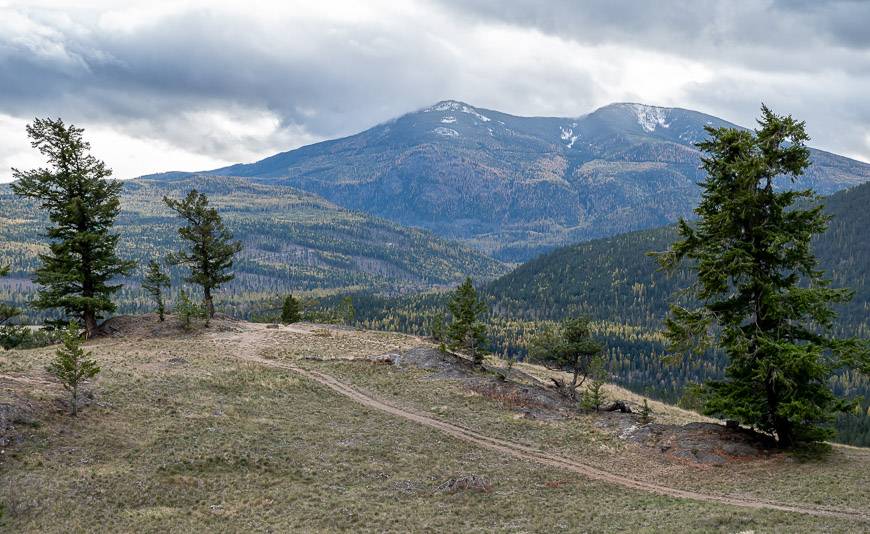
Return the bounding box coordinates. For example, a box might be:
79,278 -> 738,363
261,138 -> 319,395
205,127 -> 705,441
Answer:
1,316 -> 867,532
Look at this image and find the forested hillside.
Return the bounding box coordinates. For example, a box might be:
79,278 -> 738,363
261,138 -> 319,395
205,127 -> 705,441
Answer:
0,175 -> 508,323
341,182 -> 870,446
149,101 -> 870,261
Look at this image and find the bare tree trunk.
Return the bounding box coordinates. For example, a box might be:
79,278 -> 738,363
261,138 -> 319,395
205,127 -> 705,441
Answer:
83,311 -> 98,339
71,385 -> 78,416
204,287 -> 214,325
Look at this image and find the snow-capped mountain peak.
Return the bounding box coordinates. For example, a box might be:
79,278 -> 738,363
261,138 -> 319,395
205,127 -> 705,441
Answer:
424,100 -> 491,122
624,103 -> 671,132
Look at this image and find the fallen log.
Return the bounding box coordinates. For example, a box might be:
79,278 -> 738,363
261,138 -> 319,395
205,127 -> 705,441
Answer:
602,400 -> 632,413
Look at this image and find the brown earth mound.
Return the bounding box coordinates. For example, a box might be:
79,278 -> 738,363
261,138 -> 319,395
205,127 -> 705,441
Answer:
623,421 -> 777,465
97,313 -> 243,338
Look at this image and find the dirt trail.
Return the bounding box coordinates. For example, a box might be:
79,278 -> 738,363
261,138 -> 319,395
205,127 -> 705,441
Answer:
242,354 -> 869,523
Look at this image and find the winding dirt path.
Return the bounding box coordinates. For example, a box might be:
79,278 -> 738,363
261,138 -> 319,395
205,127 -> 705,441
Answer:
247,355 -> 869,522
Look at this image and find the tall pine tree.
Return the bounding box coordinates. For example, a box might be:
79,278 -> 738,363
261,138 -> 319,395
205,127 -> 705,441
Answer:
656,106 -> 870,447
446,277 -> 488,364
12,119 -> 133,337
164,190 -> 241,322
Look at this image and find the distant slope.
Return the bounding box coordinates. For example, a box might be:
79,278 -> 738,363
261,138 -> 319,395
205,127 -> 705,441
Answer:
485,180 -> 870,336
148,100 -> 870,261
0,176 -> 508,321
344,181 -> 870,446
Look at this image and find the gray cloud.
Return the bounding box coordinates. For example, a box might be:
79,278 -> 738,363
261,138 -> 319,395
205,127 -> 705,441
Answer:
0,0 -> 868,181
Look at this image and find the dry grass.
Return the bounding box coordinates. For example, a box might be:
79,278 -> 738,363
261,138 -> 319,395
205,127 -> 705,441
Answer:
0,317 -> 866,532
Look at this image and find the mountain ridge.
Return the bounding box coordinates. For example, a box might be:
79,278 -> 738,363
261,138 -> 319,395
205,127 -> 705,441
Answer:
141,100 -> 870,261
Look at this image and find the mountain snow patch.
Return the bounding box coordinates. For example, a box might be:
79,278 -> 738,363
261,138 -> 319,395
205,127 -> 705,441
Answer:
433,127 -> 460,137
628,104 -> 670,132
441,116 -> 457,124
426,101 -> 491,122
560,126 -> 579,148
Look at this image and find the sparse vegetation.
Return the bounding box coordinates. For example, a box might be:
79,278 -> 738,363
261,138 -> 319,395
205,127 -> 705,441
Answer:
640,399 -> 653,425
0,319 -> 866,532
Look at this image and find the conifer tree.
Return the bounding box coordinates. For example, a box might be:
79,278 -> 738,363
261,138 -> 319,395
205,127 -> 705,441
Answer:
0,265 -> 18,326
280,294 -> 301,324
583,356 -> 608,411
175,289 -> 205,330
656,106 -> 870,447
163,190 -> 241,323
529,317 -> 603,400
12,119 -> 134,337
47,322 -> 100,416
446,277 -> 487,364
338,296 -> 356,325
143,260 -> 171,321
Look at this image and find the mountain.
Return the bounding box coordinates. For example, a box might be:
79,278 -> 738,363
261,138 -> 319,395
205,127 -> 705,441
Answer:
0,176 -> 508,322
149,100 -> 870,262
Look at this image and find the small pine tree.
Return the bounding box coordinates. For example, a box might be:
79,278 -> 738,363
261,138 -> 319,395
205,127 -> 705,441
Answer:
446,277 -> 488,365
142,260 -> 171,321
583,357 -> 608,411
46,322 -> 100,416
639,399 -> 653,425
280,294 -> 302,324
12,119 -> 134,337
677,383 -> 706,413
338,296 -> 356,325
164,190 -> 241,324
529,317 -> 603,401
431,315 -> 445,342
176,289 -> 205,331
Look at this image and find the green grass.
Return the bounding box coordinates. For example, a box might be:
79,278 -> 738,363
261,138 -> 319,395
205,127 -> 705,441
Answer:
0,324 -> 866,532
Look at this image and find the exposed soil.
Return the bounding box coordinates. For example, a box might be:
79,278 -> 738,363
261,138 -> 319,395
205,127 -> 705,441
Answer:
96,313 -> 244,338
626,422 -> 777,465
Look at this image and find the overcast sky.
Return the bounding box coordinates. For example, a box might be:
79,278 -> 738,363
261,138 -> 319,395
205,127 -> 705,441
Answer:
2,0 -> 869,182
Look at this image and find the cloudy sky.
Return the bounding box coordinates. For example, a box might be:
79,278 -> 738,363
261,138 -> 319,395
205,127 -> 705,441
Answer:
2,0 -> 869,182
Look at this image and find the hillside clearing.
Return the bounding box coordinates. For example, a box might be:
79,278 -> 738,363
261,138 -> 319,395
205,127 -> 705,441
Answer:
1,316 -> 867,532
